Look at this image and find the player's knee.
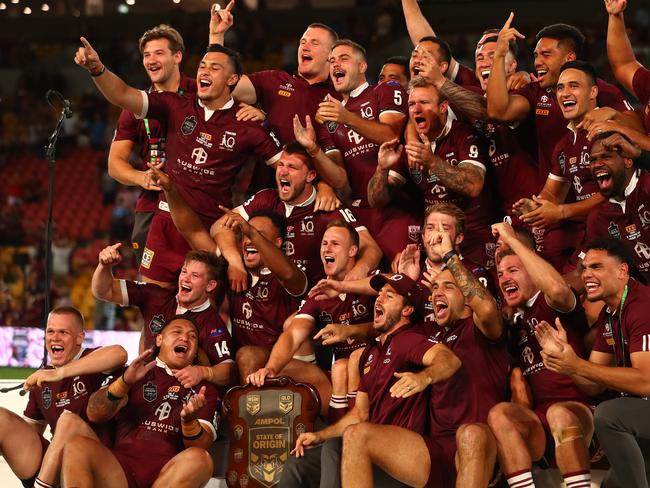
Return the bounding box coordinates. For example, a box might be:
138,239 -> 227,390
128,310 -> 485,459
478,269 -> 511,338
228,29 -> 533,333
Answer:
62,435 -> 93,461
0,406 -> 18,426
55,411 -> 85,434
487,402 -> 512,430
342,422 -> 371,448
184,447 -> 214,474
456,423 -> 492,454
546,404 -> 578,430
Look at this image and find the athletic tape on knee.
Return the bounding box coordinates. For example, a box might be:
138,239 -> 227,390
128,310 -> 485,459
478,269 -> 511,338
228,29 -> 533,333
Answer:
292,353 -> 316,363
552,426 -> 584,445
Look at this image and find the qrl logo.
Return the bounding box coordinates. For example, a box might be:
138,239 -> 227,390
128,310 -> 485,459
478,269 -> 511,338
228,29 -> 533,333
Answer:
191,147 -> 208,165
360,106 -> 373,119
522,346 -> 534,365
352,303 -> 367,317
72,377 -> 87,397
300,220 -> 314,233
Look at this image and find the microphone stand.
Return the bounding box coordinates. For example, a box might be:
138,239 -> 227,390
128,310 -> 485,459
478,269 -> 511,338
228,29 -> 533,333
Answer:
41,91 -> 71,370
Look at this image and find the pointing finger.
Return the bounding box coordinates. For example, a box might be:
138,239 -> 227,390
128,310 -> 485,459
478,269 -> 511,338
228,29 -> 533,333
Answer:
225,0 -> 235,11
80,36 -> 93,50
502,11 -> 514,29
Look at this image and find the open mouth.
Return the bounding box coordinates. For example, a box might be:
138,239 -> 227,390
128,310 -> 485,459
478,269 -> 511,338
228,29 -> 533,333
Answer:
278,178 -> 291,195
333,68 -> 346,82
501,282 -> 519,301
561,100 -> 577,109
244,246 -> 259,262
199,78 -> 212,88
413,115 -> 428,131
374,304 -> 384,320
301,53 -> 313,63
536,69 -> 548,79
481,69 -> 491,81
179,284 -> 192,293
50,345 -> 64,354
584,280 -> 600,293
593,168 -> 612,189
148,65 -> 161,73
412,66 -> 421,76
173,344 -> 188,355
433,297 -> 448,316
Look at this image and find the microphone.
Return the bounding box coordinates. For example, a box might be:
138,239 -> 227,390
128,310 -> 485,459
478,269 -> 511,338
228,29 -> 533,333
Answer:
0,383 -> 25,394
46,90 -> 73,119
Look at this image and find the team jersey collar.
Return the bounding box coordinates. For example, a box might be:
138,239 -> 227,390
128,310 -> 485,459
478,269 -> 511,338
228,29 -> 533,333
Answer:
176,297 -> 211,314
431,108 -> 457,143
449,62 -> 460,83
525,289 -> 542,308
50,347 -> 86,368
283,187 -> 317,216
609,169 -> 640,209
156,357 -> 176,376
197,97 -> 235,121
349,82 -> 369,99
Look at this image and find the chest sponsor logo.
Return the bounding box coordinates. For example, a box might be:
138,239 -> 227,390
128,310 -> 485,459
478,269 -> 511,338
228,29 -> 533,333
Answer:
72,377 -> 87,398
638,204 -> 650,228
283,241 -> 295,256
149,314 -> 166,335
573,175 -> 583,194
626,224 -> 642,240
181,115 -> 197,135
191,147 -> 208,165
243,302 -> 253,320
155,401 -> 173,421
522,345 -> 535,364
141,247 -> 154,269
635,241 -> 650,260
278,83 -> 295,98
220,131 -> 237,151
197,132 -> 213,148
278,90 -> 292,97
347,129 -> 363,145
143,381 -> 158,402
535,108 -> 550,116
42,386 -> 52,409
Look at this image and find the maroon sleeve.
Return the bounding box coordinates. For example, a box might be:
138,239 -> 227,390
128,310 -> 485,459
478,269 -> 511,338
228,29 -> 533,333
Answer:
511,83 -> 538,107
295,296 -> 320,320
240,189 -> 275,219
249,124 -> 283,164
632,67 -> 650,107
196,382 -> 221,439
247,70 -> 276,106
124,280 -> 153,309
113,109 -> 139,142
453,124 -> 486,168
23,390 -> 44,422
202,324 -> 234,365
376,82 -> 408,117
399,331 -> 437,366
626,304 -> 650,354
317,121 -> 338,154
549,139 -> 568,180
596,80 -> 632,112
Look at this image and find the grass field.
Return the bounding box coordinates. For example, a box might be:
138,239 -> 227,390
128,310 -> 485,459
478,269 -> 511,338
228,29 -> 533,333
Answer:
0,368 -> 36,379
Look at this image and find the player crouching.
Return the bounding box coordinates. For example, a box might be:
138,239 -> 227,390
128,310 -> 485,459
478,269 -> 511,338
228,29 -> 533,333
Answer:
61,315 -> 221,488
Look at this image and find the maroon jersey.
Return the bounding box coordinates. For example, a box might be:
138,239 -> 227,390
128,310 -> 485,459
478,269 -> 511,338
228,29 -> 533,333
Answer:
228,269 -> 301,349
584,170 -> 650,282
24,348 -> 109,434
592,280 -> 650,386
316,82 -> 420,260
238,188 -> 366,284
141,92 -> 282,223
295,292 -> 374,359
248,70 -> 337,144
113,74 -> 196,213
549,127 -> 597,202
358,324 -> 434,434
512,291 -> 589,408
319,82 -> 408,207
427,317 -> 509,437
512,79 -> 631,180
121,280 -> 233,365
452,63 -> 481,88
409,112 -> 497,268
632,67 -> 650,134
112,360 -> 220,487
475,119 -> 541,215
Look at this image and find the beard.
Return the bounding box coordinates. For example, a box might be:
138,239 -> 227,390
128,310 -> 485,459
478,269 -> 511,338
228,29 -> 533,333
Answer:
375,307 -> 403,334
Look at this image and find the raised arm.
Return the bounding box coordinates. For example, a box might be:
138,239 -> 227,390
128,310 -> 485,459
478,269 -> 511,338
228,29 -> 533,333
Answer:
493,222 -> 575,312
431,224 -> 502,339
351,230 -> 382,280
108,139 -> 162,192
91,243 -> 126,304
486,13 -> 531,121
605,0 -> 642,94
368,139 -> 405,208
219,206 -> 307,296
74,37 -> 144,115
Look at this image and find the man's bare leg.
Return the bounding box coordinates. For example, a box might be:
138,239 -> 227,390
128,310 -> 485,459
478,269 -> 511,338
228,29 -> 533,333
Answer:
153,447 -> 213,488
282,359 -> 332,416
454,423 -> 497,488
0,407 -> 44,480
37,411 -> 100,486
341,423 -> 430,488
61,435 -> 128,488
487,402 -> 546,473
236,346 -> 270,382
546,401 -> 594,486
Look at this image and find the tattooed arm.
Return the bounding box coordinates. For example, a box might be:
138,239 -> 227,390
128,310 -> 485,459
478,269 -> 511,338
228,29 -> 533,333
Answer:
368,167 -> 392,208
368,138 -> 406,208
439,79 -> 488,121
430,157 -> 485,198
431,225 -> 502,339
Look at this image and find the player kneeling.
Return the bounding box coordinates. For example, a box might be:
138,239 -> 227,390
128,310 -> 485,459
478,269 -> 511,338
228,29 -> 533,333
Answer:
61,316 -> 220,488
